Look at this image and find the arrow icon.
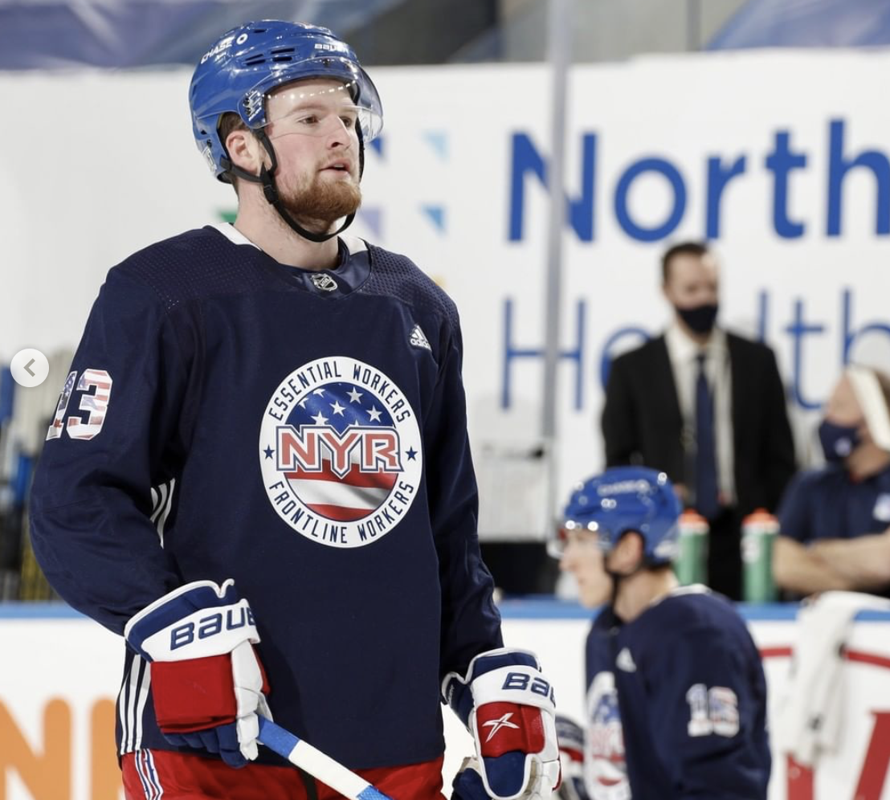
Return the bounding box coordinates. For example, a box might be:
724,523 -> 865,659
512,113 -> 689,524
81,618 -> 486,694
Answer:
11,349 -> 49,387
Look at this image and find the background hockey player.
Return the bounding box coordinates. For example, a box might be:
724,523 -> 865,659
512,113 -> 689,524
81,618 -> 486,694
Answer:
551,466 -> 770,799
29,20 -> 559,800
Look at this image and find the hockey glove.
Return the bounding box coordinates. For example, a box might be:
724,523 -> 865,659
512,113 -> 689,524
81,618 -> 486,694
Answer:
443,648 -> 560,800
554,715 -> 589,800
124,579 -> 271,768
452,757 -> 498,800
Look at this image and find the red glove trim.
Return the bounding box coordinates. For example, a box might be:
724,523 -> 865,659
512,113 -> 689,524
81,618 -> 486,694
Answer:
477,702 -> 545,758
151,653 -> 239,733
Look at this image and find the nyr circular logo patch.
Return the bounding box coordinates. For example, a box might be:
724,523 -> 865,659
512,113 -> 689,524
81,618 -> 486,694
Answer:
585,672 -> 628,798
260,356 -> 422,548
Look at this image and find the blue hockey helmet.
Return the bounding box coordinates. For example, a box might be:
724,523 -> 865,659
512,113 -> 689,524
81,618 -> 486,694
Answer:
553,466 -> 681,565
189,20 -> 383,182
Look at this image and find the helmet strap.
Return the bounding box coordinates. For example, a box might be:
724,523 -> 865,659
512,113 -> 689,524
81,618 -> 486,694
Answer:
221,130 -> 356,244
357,125 -> 366,178
605,539 -> 647,613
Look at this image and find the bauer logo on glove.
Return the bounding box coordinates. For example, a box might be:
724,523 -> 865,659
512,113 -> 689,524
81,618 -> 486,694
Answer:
169,604 -> 256,651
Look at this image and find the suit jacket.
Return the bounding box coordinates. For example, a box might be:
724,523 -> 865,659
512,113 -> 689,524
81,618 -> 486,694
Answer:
602,331 -> 796,515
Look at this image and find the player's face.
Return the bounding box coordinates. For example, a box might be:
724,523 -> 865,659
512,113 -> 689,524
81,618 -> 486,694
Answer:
824,374 -> 871,445
663,253 -> 720,309
558,530 -> 613,607
264,79 -> 362,227
824,375 -> 864,426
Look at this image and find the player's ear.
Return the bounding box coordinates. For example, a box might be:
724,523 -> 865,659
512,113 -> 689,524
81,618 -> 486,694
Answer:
227,129 -> 265,176
611,532 -> 644,575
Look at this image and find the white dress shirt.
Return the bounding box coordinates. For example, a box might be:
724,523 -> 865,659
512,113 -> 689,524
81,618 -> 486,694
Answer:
664,322 -> 736,507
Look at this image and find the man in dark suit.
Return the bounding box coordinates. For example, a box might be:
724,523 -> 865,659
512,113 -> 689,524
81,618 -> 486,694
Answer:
601,242 -> 796,599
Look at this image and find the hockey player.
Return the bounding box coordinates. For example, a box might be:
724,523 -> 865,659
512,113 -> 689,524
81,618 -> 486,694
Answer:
29,20 -> 559,800
551,467 -> 770,799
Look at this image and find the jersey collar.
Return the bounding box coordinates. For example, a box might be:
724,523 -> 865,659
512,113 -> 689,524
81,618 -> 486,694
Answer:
211,223 -> 370,297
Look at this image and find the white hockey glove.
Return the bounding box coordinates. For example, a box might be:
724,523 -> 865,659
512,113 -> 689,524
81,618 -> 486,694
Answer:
124,579 -> 271,768
554,715 -> 590,800
444,648 -> 561,800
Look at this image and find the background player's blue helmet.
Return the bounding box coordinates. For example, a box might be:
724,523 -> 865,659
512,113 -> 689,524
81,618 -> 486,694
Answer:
554,467 -> 682,565
189,20 -> 383,182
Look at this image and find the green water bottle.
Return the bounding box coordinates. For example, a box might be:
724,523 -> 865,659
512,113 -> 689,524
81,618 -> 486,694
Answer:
742,509 -> 779,603
675,509 -> 709,586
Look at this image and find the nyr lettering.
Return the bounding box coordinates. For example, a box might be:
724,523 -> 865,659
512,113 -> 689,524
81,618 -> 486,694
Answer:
277,425 -> 402,477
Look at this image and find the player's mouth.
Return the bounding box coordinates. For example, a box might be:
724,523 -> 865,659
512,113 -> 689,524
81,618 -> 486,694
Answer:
320,160 -> 353,176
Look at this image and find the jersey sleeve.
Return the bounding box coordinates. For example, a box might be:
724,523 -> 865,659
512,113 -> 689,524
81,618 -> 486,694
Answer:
643,624 -> 771,799
29,269 -> 192,635
427,320 -> 504,678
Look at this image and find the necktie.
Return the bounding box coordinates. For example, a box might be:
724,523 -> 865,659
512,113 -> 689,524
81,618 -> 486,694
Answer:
695,353 -> 719,520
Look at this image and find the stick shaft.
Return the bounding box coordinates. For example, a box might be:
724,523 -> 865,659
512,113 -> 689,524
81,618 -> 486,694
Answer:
257,716 -> 394,800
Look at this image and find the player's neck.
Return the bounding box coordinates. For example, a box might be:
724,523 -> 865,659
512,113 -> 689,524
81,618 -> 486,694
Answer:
613,568 -> 679,622
234,204 -> 341,271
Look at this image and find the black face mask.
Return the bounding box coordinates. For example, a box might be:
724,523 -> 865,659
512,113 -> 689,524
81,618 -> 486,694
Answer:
676,303 -> 719,335
818,420 -> 861,462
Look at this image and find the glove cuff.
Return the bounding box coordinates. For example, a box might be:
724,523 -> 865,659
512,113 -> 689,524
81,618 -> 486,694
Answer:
442,648 -> 542,727
469,665 -> 555,713
125,579 -> 260,662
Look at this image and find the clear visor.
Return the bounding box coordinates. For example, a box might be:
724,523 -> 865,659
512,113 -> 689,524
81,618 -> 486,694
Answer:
547,520 -> 608,559
263,80 -> 383,143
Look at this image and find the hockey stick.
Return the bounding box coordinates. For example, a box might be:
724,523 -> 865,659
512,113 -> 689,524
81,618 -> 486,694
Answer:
257,716 -> 395,800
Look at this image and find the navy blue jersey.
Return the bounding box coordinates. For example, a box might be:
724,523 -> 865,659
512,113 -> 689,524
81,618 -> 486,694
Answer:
584,587 -> 770,800
777,463 -> 890,544
30,224 -> 503,769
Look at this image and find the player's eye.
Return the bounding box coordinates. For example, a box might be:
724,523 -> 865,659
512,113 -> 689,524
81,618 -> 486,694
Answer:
340,115 -> 355,129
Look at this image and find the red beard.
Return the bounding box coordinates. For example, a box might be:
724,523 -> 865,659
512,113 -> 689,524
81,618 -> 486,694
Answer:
277,170 -> 362,232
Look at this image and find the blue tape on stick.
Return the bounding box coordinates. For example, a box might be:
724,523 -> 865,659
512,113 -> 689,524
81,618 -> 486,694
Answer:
357,788 -> 392,800
257,717 -> 300,757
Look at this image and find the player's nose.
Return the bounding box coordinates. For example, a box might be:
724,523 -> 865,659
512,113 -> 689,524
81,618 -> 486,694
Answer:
325,119 -> 352,148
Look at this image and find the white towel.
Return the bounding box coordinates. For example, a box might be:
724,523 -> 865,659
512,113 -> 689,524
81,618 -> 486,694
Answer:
773,591 -> 890,767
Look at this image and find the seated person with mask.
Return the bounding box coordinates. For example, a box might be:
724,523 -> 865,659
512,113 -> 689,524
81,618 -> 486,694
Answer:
773,365 -> 890,597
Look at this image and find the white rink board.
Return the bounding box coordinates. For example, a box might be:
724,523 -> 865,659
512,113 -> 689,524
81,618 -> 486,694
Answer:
2,604 -> 890,799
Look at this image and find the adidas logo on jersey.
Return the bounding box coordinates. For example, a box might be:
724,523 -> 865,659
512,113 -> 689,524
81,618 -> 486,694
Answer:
409,324 -> 431,351
616,647 -> 637,672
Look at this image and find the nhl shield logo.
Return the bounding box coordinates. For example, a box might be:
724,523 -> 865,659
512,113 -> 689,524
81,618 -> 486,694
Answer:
310,273 -> 338,292
260,356 -> 422,548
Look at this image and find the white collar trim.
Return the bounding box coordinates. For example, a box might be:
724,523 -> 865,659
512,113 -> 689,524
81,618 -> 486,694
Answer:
212,222 -> 261,250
